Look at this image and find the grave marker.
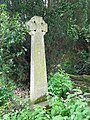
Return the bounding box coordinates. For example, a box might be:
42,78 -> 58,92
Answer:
26,16 -> 48,102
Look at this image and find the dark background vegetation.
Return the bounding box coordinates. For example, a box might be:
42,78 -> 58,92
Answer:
0,0 -> 90,87
0,1 -> 90,119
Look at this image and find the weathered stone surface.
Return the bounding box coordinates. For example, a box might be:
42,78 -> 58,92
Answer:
27,16 -> 48,102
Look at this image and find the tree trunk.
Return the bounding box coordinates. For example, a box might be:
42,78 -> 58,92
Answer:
48,0 -> 51,7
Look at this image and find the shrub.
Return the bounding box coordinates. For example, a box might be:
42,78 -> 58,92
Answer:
0,3 -> 26,112
48,71 -> 73,97
49,90 -> 90,120
0,73 -> 15,107
1,106 -> 50,120
30,106 -> 50,120
0,4 -> 27,86
1,106 -> 31,120
0,75 -> 15,117
1,90 -> 90,120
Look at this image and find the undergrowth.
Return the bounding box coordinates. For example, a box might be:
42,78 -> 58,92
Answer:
0,71 -> 90,120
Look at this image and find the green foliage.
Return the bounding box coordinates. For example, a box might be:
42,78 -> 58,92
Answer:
1,1 -> 90,75
0,4 -> 27,86
48,71 -> 73,97
49,91 -> 90,120
0,69 -> 90,120
0,4 -> 27,110
1,106 -> 31,120
0,72 -> 15,108
1,106 -> 49,120
0,2 -> 90,120
1,90 -> 90,120
3,0 -> 44,21
30,106 -> 50,120
45,0 -> 90,74
1,0 -> 90,75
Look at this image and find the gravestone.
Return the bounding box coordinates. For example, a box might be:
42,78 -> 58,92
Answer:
26,16 -> 48,102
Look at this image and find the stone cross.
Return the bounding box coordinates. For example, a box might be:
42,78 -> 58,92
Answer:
26,16 -> 48,102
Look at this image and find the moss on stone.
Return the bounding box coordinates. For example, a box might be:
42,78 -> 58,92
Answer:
34,95 -> 47,104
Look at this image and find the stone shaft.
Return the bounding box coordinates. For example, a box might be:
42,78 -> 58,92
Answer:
27,16 -> 48,102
